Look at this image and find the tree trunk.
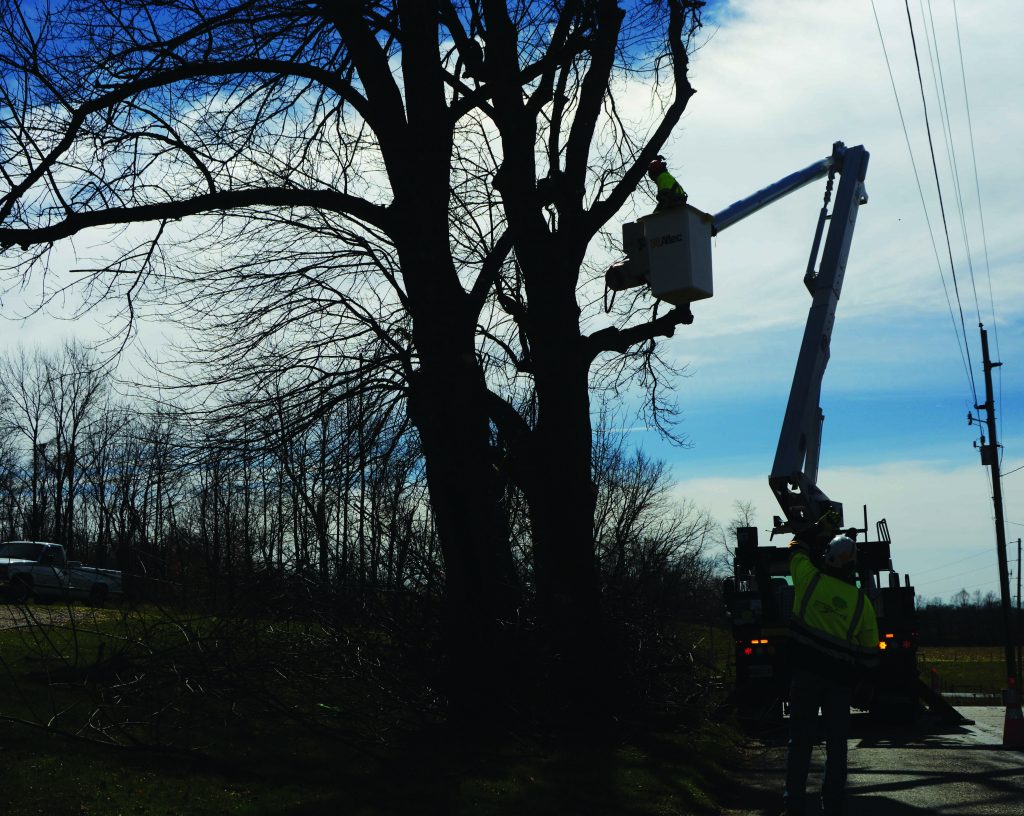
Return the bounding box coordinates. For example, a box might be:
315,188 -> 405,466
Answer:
398,211 -> 519,715
521,241 -> 605,711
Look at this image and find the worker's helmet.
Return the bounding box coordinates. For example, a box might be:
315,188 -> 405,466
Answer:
824,535 -> 857,571
648,156 -> 668,178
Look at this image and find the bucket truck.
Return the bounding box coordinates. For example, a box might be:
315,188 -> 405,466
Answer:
608,142 -> 963,724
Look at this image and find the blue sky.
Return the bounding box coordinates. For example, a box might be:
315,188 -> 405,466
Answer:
640,0 -> 1024,603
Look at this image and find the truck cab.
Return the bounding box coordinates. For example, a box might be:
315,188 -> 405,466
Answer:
0,540 -> 122,606
724,519 -> 921,723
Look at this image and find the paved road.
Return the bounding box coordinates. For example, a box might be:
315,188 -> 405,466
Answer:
722,707 -> 1024,815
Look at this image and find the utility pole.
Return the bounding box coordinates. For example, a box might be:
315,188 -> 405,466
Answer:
1018,538 -> 1022,695
975,324 -> 1023,746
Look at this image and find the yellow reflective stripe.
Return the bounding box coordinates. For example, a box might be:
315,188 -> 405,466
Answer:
790,619 -> 879,665
845,590 -> 865,643
790,630 -> 857,665
798,572 -> 822,619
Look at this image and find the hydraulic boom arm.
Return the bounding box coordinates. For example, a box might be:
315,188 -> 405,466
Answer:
739,143 -> 869,536
712,142 -> 869,537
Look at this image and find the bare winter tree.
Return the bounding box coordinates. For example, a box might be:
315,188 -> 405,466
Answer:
0,0 -> 705,710
42,340 -> 111,550
0,348 -> 52,538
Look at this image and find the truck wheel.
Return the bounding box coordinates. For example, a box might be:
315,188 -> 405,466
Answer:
9,575 -> 32,604
88,583 -> 109,608
738,696 -> 785,733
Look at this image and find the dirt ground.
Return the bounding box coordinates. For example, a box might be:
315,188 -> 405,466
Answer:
0,601 -> 89,630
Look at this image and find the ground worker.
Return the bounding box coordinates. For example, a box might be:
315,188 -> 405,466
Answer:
647,155 -> 687,209
782,533 -> 880,816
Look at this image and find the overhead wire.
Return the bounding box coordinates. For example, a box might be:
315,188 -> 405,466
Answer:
951,0 -> 1004,458
918,2 -> 995,499
920,0 -> 982,325
869,0 -> 976,405
903,0 -> 979,408
913,546 -> 997,577
875,1 -> 1012,568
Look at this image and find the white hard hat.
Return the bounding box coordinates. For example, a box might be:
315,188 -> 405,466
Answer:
824,535 -> 857,570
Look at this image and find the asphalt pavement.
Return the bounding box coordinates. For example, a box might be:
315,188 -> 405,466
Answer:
721,707 -> 1024,815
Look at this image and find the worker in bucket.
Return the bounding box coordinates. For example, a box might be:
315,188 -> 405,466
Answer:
647,155 -> 687,209
782,533 -> 879,816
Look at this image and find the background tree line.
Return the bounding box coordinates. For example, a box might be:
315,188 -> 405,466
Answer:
916,589 -> 1024,647
0,340 -> 724,625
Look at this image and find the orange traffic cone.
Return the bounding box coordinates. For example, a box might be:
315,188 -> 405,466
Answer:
1004,678 -> 1024,749
1004,706 -> 1024,748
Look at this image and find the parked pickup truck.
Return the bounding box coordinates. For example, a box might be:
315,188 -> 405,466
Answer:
0,541 -> 122,606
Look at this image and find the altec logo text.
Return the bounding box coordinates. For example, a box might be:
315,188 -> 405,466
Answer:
650,233 -> 683,248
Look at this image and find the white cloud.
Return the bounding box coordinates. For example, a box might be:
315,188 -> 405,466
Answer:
672,458 -> 1016,603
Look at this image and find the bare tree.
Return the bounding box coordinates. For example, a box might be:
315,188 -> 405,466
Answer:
41,340 -> 111,551
728,499 -> 758,534
0,0 -> 706,709
0,347 -> 54,538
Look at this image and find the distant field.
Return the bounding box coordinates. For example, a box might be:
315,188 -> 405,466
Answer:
917,646 -> 1013,698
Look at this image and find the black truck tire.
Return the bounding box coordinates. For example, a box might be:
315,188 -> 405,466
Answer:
88,583 -> 109,608
737,694 -> 785,733
9,575 -> 32,604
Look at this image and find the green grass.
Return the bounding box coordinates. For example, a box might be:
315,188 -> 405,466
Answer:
917,646 -> 1012,695
0,716 -> 743,816
0,604 -> 745,815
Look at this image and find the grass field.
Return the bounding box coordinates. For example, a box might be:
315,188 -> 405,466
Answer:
0,605 -> 745,815
917,646 -> 1014,699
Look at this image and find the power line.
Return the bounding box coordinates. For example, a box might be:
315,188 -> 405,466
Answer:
869,0 -> 975,403
920,0 -> 982,326
913,546 -> 994,577
951,0 -> 1004,456
903,0 -> 979,408
919,574 -> 1002,597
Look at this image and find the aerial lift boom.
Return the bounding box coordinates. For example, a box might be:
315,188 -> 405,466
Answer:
715,141 -> 870,538
607,141 -> 869,537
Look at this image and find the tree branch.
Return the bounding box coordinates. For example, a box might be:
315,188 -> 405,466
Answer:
468,228 -> 514,313
562,1 -> 625,201
583,1 -> 701,235
319,3 -> 409,163
584,304 -> 694,362
0,187 -> 391,250
0,58 -> 377,224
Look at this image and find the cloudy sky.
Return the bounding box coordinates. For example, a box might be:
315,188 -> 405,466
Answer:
645,0 -> 1024,603
2,1 -> 1020,604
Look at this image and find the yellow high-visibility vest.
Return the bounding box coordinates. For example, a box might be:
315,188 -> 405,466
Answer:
655,170 -> 686,200
790,551 -> 879,667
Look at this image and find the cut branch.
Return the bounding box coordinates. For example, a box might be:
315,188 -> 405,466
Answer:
584,303 -> 694,362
